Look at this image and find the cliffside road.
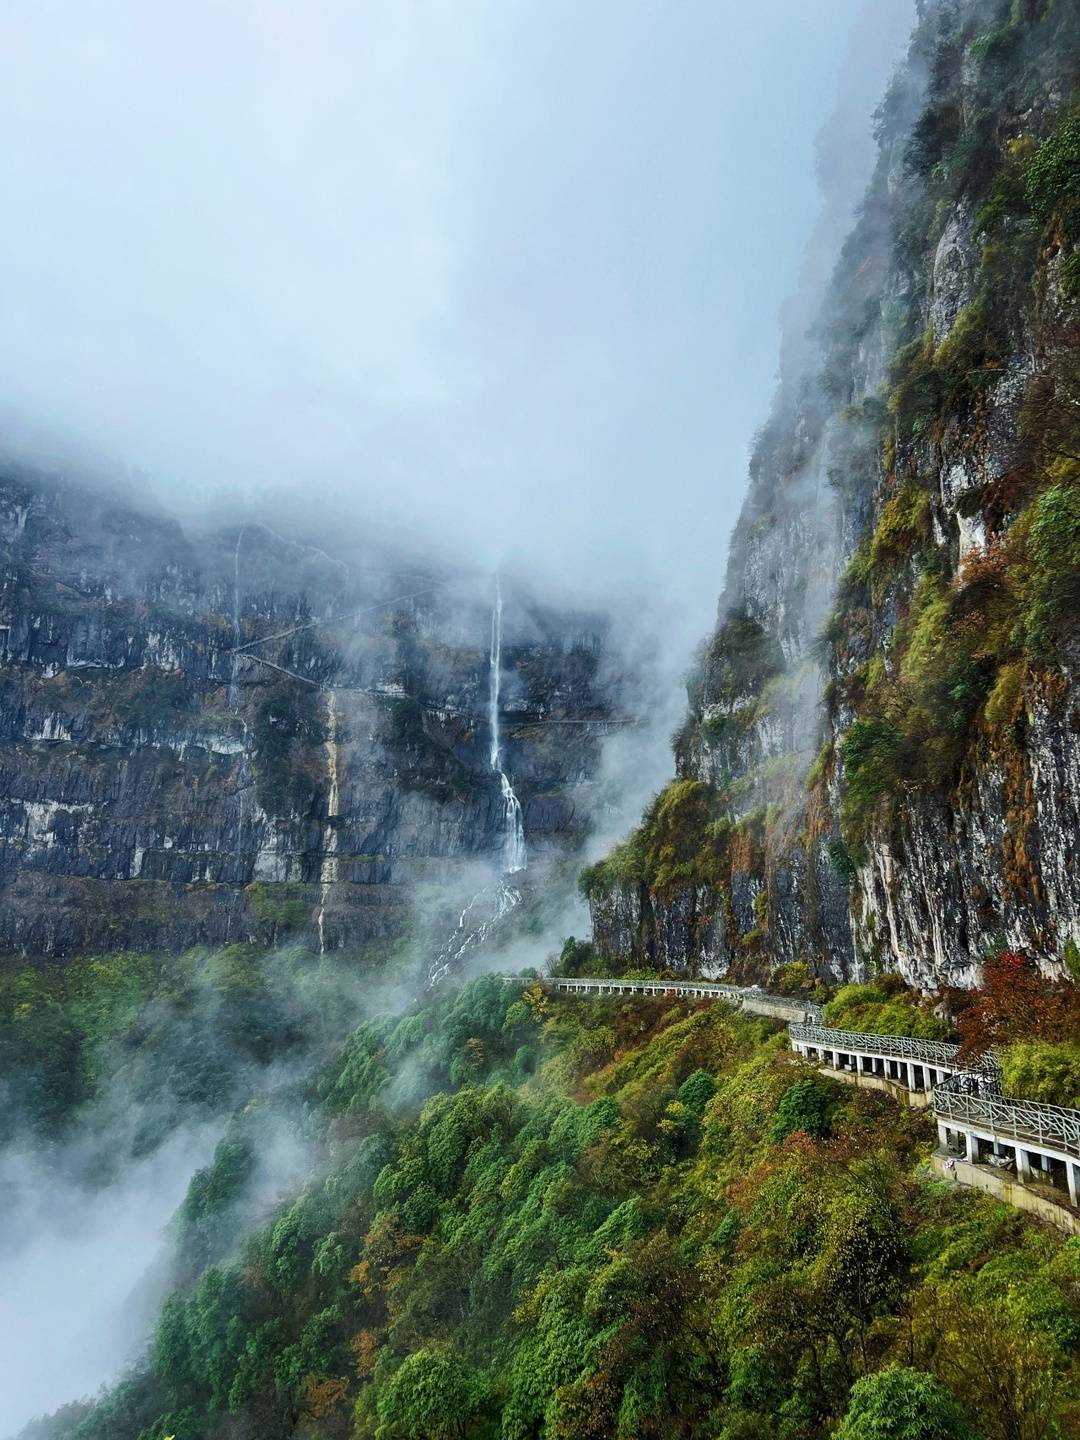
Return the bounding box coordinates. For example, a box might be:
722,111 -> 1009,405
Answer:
535,976 -> 1080,1232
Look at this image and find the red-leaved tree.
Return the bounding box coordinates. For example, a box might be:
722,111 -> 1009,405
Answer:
957,951 -> 1080,1054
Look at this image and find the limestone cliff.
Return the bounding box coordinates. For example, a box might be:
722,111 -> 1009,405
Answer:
0,469 -> 622,960
587,0 -> 1080,990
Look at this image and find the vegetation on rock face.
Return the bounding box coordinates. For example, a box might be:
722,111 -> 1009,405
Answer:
581,0 -> 1079,978
254,680 -> 327,818
827,0 -> 1080,853
697,614 -> 785,710
36,975 -> 1080,1440
580,780 -> 729,901
383,696 -> 474,804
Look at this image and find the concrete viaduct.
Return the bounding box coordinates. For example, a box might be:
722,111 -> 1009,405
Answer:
518,973 -> 1080,1232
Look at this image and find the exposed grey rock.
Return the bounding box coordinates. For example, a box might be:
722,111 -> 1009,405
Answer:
0,469 -> 624,959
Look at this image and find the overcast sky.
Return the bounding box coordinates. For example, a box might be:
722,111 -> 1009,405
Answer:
0,0 -> 912,632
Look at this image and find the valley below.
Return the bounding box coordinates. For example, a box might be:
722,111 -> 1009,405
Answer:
2,0 -> 1079,1437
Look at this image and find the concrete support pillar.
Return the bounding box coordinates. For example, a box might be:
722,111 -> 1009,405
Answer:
937,1122 -> 949,1151
1016,1148 -> 1034,1183
1069,1164 -> 1079,1208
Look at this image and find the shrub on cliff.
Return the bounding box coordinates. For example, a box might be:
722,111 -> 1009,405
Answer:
840,718 -> 902,844
253,680 -> 326,817
1022,479 -> 1080,657
579,779 -> 730,902
1025,106 -> 1080,294
700,612 -> 784,708
824,981 -> 952,1041
836,1367 -> 975,1440
999,1041 -> 1080,1109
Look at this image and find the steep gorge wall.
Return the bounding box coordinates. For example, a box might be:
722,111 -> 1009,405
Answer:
588,0 -> 1080,990
0,470 -> 621,960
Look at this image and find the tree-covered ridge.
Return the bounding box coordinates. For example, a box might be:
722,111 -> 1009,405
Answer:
33,971 -> 1080,1440
0,937 -> 421,1160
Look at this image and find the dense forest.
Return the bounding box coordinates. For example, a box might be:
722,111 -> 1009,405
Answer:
5,0 -> 1080,1436
8,944 -> 1080,1440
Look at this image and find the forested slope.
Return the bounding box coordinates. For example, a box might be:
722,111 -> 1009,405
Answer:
25,968 -> 1080,1440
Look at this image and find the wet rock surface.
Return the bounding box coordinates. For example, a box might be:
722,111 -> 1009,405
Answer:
591,13 -> 1079,990
0,470 -> 624,959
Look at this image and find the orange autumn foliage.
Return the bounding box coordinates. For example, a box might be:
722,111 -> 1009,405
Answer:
956,951 -> 1080,1054
301,1374 -> 349,1418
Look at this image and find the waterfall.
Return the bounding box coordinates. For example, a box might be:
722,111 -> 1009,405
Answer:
316,689 -> 342,954
424,577 -> 527,989
488,578 -> 526,874
227,528 -> 247,940
229,527 -> 245,709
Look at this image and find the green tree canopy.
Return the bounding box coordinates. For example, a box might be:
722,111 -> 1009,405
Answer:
836,1367 -> 975,1440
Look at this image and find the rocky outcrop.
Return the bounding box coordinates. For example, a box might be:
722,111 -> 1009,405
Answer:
590,0 -> 1080,990
0,469 -> 624,959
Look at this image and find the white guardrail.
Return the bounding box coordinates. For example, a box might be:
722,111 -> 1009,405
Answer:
517,978 -> 1080,1166
933,1082 -> 1080,1162
789,1022 -> 974,1070
550,976 -> 746,998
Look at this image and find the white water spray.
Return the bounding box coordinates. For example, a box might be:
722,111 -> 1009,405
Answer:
316,689 -> 342,955
423,578 -> 527,989
227,528 -> 248,940
488,577 -> 526,874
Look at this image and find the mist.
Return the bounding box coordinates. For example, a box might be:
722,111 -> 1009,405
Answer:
1,0 -> 911,648
0,1125 -> 220,1435
0,2 -> 920,1432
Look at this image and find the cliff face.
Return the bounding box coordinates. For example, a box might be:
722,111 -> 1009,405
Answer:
0,471 -> 621,961
588,0 -> 1080,991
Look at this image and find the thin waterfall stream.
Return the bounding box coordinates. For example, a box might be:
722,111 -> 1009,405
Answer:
425,577 -> 527,987
488,576 -> 527,875
315,689 -> 342,955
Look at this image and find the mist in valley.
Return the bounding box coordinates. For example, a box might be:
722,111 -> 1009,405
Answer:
0,1 -> 917,1431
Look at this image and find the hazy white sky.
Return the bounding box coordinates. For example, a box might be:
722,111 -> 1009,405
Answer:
0,0 -> 912,625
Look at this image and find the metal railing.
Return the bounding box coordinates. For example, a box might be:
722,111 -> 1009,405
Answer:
550,976 -> 745,999
789,1022 -> 974,1069
547,976 -> 820,1021
934,1083 -> 1080,1162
